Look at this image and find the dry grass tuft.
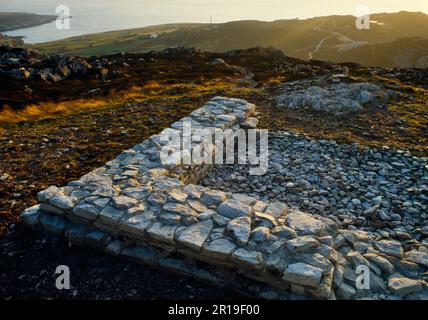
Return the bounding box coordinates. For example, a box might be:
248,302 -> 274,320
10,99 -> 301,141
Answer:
0,99 -> 110,126
0,79 -> 243,127
0,86 -> 149,126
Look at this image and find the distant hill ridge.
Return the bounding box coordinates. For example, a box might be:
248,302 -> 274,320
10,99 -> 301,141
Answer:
33,11 -> 428,68
0,12 -> 57,46
0,12 -> 57,32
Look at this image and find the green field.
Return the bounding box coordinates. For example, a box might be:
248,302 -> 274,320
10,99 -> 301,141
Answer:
33,23 -> 206,56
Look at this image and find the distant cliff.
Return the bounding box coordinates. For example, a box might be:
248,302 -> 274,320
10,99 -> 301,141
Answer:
0,12 -> 57,32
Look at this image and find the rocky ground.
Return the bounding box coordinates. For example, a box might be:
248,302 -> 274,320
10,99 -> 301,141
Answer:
201,132 -> 428,250
1,45 -> 427,299
276,80 -> 399,115
201,146 -> 428,299
0,46 -> 326,110
259,73 -> 428,156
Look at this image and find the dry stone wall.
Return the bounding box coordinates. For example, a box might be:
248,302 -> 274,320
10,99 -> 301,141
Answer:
21,97 -> 428,300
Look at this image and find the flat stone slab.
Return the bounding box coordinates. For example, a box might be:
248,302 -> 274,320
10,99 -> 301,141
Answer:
177,220 -> 213,251
284,262 -> 323,288
227,216 -> 251,245
287,211 -> 327,236
217,200 -> 252,219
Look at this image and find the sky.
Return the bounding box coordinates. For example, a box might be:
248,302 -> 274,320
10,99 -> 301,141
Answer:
1,0 -> 427,21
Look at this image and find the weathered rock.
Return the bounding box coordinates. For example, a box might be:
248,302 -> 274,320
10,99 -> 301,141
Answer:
340,230 -> 371,244
283,262 -> 323,288
276,82 -> 393,115
39,213 -> 67,236
163,202 -> 198,217
240,117 -> 259,129
187,200 -> 207,213
98,206 -> 124,226
200,190 -> 226,206
294,253 -> 333,272
198,209 -> 217,220
251,226 -> 270,243
405,250 -> 428,268
50,195 -> 75,210
37,186 -> 60,202
363,205 -> 380,218
21,204 -> 41,226
364,253 -> 395,274
264,201 -> 287,218
217,200 -> 252,219
112,196 -> 138,209
212,214 -> 230,226
287,236 -> 319,253
374,240 -> 404,259
203,238 -> 236,260
158,257 -> 194,276
146,222 -> 178,245
369,272 -> 388,293
231,248 -> 263,269
254,212 -> 277,228
73,203 -> 100,221
287,211 -> 327,235
335,283 -> 356,300
66,224 -> 89,246
271,225 -> 297,239
227,216 -> 251,245
119,212 -> 155,236
388,274 -> 422,296
177,220 -> 213,251
346,251 -> 370,268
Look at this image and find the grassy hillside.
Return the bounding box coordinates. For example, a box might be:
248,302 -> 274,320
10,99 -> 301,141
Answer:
32,11 -> 428,68
318,37 -> 428,68
34,23 -> 207,56
0,34 -> 24,46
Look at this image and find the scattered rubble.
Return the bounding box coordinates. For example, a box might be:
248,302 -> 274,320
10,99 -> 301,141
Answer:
0,45 -> 119,82
276,81 -> 399,115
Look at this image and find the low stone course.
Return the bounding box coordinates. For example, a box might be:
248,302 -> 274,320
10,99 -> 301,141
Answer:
21,97 -> 428,300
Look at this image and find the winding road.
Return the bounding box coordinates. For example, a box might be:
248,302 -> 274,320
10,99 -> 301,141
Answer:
308,21 -> 359,60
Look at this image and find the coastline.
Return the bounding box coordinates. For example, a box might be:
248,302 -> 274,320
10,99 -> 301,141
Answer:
0,12 -> 57,46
